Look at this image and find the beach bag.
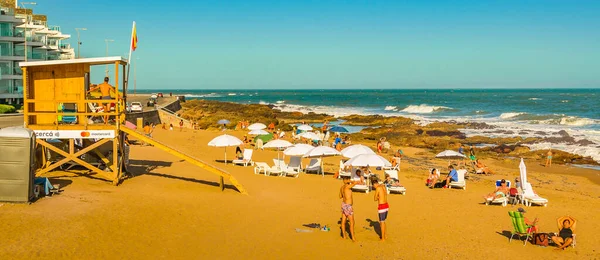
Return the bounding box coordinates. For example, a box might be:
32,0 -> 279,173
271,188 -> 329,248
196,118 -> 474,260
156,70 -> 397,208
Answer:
533,233 -> 549,247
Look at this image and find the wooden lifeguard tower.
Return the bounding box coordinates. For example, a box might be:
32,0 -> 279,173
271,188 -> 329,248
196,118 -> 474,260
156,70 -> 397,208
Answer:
20,57 -> 128,185
19,57 -> 248,194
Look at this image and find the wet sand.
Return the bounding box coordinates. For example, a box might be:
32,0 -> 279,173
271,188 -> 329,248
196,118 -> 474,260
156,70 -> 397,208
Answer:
0,127 -> 598,259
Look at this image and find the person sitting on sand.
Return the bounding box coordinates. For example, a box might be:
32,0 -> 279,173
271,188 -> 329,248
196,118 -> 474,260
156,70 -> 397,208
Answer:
552,216 -> 576,250
443,165 -> 459,188
475,159 -> 493,174
143,122 -> 153,138
483,179 -> 509,201
426,168 -> 440,188
235,146 -> 243,160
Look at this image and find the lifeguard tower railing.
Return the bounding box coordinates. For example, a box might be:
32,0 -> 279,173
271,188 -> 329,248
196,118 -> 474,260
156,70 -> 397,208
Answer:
19,57 -> 129,185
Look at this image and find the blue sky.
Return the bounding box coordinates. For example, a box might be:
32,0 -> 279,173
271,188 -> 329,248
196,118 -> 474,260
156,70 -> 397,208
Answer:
34,0 -> 600,89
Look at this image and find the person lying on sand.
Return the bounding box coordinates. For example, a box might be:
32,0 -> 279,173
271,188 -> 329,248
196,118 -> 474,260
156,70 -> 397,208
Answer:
475,159 -> 493,174
339,176 -> 358,242
483,179 -> 509,201
552,216 -> 576,250
426,168 -> 440,188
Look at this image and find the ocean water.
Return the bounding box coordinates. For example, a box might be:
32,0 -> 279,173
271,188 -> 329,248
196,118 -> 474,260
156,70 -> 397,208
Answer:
141,89 -> 600,162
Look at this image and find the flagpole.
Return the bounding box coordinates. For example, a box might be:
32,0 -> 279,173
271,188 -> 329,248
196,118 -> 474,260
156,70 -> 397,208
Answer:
125,21 -> 135,98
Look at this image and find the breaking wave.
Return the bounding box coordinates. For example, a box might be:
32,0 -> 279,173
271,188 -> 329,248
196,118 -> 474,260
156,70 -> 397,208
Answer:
400,104 -> 451,114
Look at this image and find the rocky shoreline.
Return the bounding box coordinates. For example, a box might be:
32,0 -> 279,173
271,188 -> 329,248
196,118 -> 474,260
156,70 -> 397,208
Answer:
179,99 -> 599,166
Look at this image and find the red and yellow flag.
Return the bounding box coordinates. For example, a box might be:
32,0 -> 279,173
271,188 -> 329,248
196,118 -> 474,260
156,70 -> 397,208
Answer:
131,22 -> 138,51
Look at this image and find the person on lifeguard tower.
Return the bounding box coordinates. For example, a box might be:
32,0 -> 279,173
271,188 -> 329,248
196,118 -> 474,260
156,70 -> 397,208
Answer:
87,77 -> 116,124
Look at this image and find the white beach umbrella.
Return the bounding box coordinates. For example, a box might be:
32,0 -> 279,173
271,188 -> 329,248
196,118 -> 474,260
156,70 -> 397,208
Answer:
297,124 -> 313,131
283,144 -> 314,156
304,146 -> 342,176
341,144 -> 376,158
248,129 -> 269,135
248,123 -> 267,130
207,134 -> 243,164
344,154 -> 391,167
519,158 -> 528,186
298,131 -> 321,140
435,150 -> 466,159
264,139 -> 294,161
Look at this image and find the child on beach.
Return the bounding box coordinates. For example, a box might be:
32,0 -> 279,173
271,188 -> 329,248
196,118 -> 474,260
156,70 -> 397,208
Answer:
339,177 -> 358,242
372,176 -> 389,241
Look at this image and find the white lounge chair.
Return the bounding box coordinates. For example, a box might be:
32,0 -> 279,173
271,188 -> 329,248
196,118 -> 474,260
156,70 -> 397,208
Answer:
338,160 -> 351,178
254,162 -> 281,176
351,167 -> 369,193
288,156 -> 302,173
305,158 -> 322,175
233,149 -> 254,166
274,158 -> 300,178
385,169 -> 406,195
485,180 -> 511,207
522,182 -> 548,207
448,169 -> 467,190
255,139 -> 264,150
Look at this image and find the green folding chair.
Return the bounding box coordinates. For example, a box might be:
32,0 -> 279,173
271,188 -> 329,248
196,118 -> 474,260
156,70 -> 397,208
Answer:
508,211 -> 533,246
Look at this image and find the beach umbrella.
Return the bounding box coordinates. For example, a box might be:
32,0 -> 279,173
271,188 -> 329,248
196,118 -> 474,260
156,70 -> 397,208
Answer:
283,144 -> 314,156
519,158 -> 528,186
344,154 -> 391,168
341,144 -> 375,158
435,150 -> 466,159
264,139 -> 294,161
329,126 -> 349,133
217,119 -> 230,125
208,134 -> 243,164
248,123 -> 267,130
297,124 -> 313,131
304,146 -> 342,176
248,129 -> 269,135
298,131 -> 321,140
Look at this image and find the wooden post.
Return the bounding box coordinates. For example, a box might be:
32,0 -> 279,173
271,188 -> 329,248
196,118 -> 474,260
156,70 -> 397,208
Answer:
137,118 -> 143,131
112,137 -> 118,185
22,67 -> 28,126
219,176 -> 224,191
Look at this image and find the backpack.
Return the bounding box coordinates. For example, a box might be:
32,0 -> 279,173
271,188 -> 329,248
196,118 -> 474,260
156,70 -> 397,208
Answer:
533,233 -> 549,247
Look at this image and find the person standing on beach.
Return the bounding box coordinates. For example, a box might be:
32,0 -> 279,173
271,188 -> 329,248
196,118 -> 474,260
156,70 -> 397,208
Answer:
179,120 -> 184,132
87,77 -> 117,124
340,176 -> 358,242
372,177 -> 389,241
546,150 -> 553,167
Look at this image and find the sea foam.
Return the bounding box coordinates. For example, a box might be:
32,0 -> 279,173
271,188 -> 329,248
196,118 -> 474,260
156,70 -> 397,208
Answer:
400,104 -> 450,114
384,106 -> 397,111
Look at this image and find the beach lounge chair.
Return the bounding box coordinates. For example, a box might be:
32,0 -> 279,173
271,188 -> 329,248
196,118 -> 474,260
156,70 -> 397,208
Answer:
522,182 -> 548,207
338,160 -> 351,178
255,139 -> 264,150
233,149 -> 254,166
288,156 -> 302,173
273,158 -> 300,178
448,169 -> 467,190
60,103 -> 77,124
385,169 -> 406,195
486,180 -> 511,206
254,162 -> 282,176
553,216 -> 577,248
305,158 -> 322,175
350,167 -> 370,193
87,102 -> 106,123
508,211 -> 534,246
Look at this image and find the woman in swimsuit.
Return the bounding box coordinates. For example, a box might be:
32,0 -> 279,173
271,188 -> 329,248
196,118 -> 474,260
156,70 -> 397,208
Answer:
552,217 -> 575,250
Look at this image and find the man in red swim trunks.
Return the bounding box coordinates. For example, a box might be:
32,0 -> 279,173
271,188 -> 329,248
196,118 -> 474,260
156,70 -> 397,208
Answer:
372,176 -> 389,241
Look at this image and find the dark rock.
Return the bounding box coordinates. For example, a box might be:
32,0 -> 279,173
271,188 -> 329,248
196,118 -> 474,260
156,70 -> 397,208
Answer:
518,131 -> 528,135
534,131 -> 547,136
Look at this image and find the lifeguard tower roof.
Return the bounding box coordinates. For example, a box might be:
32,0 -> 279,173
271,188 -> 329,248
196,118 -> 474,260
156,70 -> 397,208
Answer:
19,56 -> 128,68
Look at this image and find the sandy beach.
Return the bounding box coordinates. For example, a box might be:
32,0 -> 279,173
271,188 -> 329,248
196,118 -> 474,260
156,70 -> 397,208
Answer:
1,126 -> 599,259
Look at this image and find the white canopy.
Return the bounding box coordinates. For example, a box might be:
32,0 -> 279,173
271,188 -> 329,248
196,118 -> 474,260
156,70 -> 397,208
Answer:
248,129 -> 269,135
208,134 -> 243,147
435,150 -> 466,159
248,123 -> 267,130
298,131 -> 321,140
341,144 -> 375,158
304,146 -> 341,158
283,144 -> 314,156
263,139 -> 293,149
344,154 -> 391,167
207,134 -> 243,165
297,124 -> 313,131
